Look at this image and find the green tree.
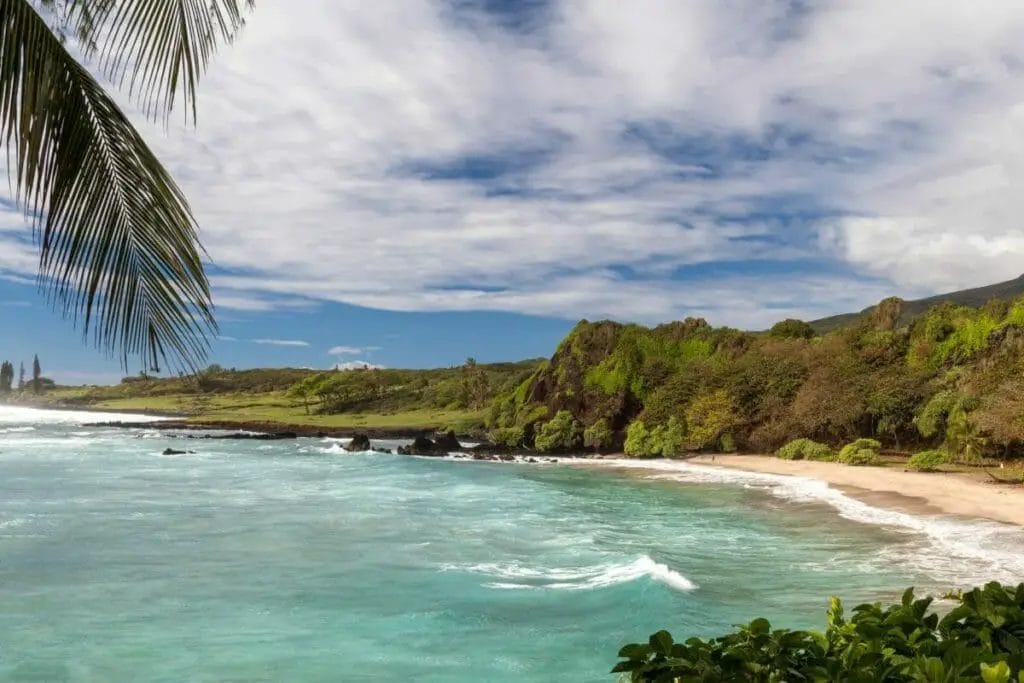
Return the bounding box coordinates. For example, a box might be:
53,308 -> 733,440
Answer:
582,418 -> 613,452
18,362 -> 25,390
768,318 -> 815,340
31,355 -> 41,394
534,410 -> 582,452
0,361 -> 13,393
286,375 -> 321,414
1,1 -> 254,371
624,420 -> 651,457
684,389 -> 741,450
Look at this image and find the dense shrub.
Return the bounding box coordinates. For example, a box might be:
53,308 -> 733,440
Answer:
533,410 -> 582,452
768,318 -> 816,340
623,418 -> 688,458
684,389 -> 741,450
614,582 -> 1024,682
908,448 -> 948,472
489,426 -> 525,448
837,438 -> 882,466
582,419 -> 613,452
775,438 -> 834,461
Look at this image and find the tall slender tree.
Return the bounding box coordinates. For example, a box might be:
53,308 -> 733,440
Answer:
0,360 -> 13,393
1,1 -> 254,371
32,354 -> 41,394
18,361 -> 25,390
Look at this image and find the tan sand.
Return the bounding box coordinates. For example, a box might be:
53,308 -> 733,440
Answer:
688,455 -> 1024,527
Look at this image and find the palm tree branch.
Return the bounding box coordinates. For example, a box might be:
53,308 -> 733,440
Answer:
64,0 -> 254,122
1,0 -> 216,371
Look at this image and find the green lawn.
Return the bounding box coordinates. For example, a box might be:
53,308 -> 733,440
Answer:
36,389 -> 483,431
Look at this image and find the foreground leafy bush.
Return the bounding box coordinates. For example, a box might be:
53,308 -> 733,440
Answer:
908,448 -> 949,472
775,438 -> 835,461
614,582 -> 1024,682
838,437 -> 882,466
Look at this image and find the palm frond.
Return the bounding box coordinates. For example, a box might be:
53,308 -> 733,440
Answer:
1,0 -> 216,371
64,0 -> 254,122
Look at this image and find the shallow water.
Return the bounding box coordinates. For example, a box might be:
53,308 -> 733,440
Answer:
2,408 -> 1023,681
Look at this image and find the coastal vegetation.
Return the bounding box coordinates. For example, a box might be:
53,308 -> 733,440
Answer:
21,359 -> 541,434
614,582 -> 1024,682
9,283 -> 1024,473
488,291 -> 1024,463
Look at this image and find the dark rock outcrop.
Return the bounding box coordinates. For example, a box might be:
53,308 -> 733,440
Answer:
345,434 -> 371,452
397,431 -> 462,456
161,448 -> 194,455
432,430 -> 462,453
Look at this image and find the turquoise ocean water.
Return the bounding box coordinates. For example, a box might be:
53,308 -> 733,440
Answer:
2,407 -> 1023,681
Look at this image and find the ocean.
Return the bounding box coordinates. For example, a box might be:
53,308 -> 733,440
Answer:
2,407 -> 1022,681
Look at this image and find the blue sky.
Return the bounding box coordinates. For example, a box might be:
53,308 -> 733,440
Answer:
3,0 -> 1024,383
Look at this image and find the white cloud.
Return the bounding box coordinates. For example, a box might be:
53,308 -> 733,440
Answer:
249,339 -> 310,347
2,0 -> 1024,328
328,345 -> 381,356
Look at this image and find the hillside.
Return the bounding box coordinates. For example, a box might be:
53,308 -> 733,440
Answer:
809,274 -> 1024,333
489,293 -> 1024,459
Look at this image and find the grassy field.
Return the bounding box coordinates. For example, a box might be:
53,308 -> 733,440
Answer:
29,386 -> 486,432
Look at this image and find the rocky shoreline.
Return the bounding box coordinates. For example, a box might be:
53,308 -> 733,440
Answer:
85,419 -> 564,462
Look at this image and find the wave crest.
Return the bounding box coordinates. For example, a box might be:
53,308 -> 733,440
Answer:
447,555 -> 695,592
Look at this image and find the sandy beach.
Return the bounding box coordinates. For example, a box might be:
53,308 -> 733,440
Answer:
688,455 -> 1024,527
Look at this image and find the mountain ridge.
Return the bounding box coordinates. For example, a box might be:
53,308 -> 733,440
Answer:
809,274 -> 1024,333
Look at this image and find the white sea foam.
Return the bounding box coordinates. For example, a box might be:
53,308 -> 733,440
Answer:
446,555 -> 696,592
581,458 -> 1024,586
0,406 -> 168,425
0,426 -> 35,433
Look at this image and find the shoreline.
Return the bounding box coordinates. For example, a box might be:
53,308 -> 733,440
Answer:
687,454 -> 1024,527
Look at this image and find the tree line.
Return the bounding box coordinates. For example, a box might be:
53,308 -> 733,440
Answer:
0,356 -> 45,395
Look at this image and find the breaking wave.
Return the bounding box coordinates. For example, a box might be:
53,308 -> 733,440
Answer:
445,555 -> 695,592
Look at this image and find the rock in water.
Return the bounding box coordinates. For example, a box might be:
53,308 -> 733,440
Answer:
161,448 -> 192,455
432,430 -> 462,453
345,434 -> 371,452
397,435 -> 436,456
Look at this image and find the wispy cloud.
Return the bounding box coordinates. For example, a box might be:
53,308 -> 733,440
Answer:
219,336 -> 310,347
250,338 -> 310,347
328,345 -> 382,356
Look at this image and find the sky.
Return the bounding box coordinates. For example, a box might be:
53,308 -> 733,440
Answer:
3,0 -> 1024,384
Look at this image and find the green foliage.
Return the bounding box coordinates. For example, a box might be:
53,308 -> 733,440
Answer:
623,418 -> 689,457
917,390 -> 957,438
0,0 -> 260,370
837,438 -> 882,466
768,318 -> 816,340
684,389 -> 740,450
0,360 -> 13,393
614,582 -> 1024,682
908,449 -> 948,472
489,426 -> 525,448
624,420 -> 652,457
533,410 -> 582,452
582,419 -> 613,452
776,438 -> 835,461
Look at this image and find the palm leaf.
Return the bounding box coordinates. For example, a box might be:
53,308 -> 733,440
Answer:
63,0 -> 253,122
1,0 -> 217,371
